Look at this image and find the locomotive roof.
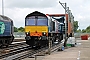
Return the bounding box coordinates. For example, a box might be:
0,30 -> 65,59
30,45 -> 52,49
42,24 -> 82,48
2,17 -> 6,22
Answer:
0,15 -> 12,22
46,14 -> 68,21
25,11 -> 47,19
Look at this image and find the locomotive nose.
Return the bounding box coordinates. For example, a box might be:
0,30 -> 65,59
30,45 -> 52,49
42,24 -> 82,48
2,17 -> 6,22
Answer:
35,31 -> 37,33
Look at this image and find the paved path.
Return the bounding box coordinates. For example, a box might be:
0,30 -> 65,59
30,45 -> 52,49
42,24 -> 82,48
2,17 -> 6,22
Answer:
42,40 -> 90,60
23,40 -> 90,60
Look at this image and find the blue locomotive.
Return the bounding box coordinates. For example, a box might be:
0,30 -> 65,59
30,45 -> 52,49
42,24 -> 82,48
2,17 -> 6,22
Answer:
0,15 -> 14,47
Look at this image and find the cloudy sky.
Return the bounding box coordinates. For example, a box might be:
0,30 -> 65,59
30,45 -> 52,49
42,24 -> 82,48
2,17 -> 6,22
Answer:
0,0 -> 90,30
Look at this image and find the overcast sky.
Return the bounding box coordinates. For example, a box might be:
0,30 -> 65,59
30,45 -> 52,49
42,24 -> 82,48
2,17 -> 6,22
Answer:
0,0 -> 90,30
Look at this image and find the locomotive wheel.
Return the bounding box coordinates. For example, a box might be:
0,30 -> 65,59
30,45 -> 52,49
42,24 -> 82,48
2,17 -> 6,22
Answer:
6,45 -> 9,48
0,45 -> 2,48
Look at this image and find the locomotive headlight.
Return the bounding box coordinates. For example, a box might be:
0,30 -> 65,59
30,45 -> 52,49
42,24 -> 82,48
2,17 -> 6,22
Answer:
27,32 -> 29,35
42,32 -> 46,36
44,32 -> 46,35
25,32 -> 30,36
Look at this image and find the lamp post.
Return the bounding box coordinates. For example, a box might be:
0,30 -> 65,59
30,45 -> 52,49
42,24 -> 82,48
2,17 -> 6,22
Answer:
2,0 -> 4,15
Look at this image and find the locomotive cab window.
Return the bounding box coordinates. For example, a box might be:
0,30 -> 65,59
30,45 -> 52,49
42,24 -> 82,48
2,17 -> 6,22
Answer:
37,16 -> 48,26
25,16 -> 48,26
26,16 -> 36,25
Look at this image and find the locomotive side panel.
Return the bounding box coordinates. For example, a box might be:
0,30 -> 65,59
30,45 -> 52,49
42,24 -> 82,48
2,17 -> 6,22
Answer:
46,15 -> 65,44
0,21 -> 11,36
0,15 -> 14,47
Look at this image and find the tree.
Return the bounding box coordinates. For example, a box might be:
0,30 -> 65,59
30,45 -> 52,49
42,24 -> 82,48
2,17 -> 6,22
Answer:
82,29 -> 86,33
18,27 -> 25,32
80,25 -> 90,33
74,21 -> 79,32
76,29 -> 81,33
85,25 -> 90,33
14,27 -> 18,32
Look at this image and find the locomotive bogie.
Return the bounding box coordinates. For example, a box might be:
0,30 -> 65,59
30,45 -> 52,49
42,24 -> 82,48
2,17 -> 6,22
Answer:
48,33 -> 63,44
0,36 -> 14,47
25,36 -> 48,47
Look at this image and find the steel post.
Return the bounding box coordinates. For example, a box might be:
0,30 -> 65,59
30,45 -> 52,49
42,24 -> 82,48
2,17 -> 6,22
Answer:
2,0 -> 4,15
48,36 -> 51,55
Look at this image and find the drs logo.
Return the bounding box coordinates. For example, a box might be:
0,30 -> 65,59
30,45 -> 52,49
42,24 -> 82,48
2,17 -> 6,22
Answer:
0,22 -> 5,34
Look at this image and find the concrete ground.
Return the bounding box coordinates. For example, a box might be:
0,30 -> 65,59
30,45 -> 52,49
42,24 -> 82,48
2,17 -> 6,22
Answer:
23,39 -> 90,60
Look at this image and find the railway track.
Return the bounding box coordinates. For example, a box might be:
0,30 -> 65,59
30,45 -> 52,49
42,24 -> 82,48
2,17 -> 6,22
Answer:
0,41 -> 64,60
0,42 -> 26,52
0,37 -> 65,60
3,47 -> 48,60
14,38 -> 25,42
0,42 -> 29,59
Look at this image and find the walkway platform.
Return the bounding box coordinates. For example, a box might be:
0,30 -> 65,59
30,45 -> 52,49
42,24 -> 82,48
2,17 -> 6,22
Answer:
24,39 -> 90,60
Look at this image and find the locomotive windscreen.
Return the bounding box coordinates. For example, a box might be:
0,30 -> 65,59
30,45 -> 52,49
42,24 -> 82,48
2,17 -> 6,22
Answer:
37,16 -> 48,26
26,16 -> 35,25
25,16 -> 48,26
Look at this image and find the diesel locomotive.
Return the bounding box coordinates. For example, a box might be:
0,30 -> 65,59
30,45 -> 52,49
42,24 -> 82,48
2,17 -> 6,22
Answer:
0,15 -> 14,47
25,11 -> 73,47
